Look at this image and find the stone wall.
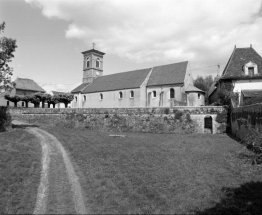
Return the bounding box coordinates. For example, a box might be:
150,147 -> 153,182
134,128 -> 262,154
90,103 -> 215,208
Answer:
231,104 -> 262,140
9,106 -> 227,134
0,106 -> 12,132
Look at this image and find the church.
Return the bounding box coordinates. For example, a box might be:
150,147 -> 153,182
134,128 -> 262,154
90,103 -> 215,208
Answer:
71,48 -> 205,108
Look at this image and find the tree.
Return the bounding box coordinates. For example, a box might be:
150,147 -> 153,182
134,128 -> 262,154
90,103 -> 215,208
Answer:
194,75 -> 214,92
194,75 -> 214,104
0,22 -> 17,91
4,95 -> 20,107
46,94 -> 59,108
57,93 -> 74,108
29,94 -> 41,108
34,92 -> 49,108
20,95 -> 31,108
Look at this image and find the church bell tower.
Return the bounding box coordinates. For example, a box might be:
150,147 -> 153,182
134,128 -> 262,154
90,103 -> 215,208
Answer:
82,44 -> 105,83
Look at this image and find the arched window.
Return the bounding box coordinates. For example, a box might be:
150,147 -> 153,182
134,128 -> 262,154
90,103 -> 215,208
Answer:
130,90 -> 134,98
152,91 -> 156,98
119,91 -> 123,99
75,96 -> 77,102
83,95 -> 86,101
198,93 -> 201,100
170,88 -> 175,99
100,93 -> 103,100
86,57 -> 90,68
96,58 -> 100,68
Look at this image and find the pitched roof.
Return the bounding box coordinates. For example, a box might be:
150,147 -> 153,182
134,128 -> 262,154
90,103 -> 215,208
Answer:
73,61 -> 188,94
207,82 -> 217,97
51,91 -> 67,95
81,68 -> 152,93
71,83 -> 90,93
221,47 -> 262,79
185,84 -> 205,93
147,61 -> 188,86
242,89 -> 262,97
14,78 -> 45,92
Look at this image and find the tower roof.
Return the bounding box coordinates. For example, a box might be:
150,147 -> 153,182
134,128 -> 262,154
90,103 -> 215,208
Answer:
81,49 -> 105,56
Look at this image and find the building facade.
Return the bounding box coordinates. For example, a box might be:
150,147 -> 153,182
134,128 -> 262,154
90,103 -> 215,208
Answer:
208,45 -> 262,106
71,48 -> 205,108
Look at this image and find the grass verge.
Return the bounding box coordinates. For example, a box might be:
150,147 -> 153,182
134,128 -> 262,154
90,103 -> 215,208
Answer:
0,129 -> 42,214
44,127 -> 262,214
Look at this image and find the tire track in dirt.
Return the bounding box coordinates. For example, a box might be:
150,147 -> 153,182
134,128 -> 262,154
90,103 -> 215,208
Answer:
27,127 -> 87,214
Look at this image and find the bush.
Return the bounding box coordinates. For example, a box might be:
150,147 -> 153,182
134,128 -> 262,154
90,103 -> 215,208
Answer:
175,111 -> 183,120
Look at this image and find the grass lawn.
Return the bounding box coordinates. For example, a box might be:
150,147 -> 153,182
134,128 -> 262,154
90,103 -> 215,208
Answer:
0,129 -> 42,214
45,127 -> 262,214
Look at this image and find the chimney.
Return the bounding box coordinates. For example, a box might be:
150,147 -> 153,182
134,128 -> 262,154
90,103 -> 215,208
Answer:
250,44 -> 252,48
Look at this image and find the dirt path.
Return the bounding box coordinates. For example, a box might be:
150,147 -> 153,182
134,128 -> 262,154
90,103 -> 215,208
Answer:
26,127 -> 87,214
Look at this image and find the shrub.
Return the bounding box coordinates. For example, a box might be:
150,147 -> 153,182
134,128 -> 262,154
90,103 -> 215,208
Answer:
175,110 -> 183,120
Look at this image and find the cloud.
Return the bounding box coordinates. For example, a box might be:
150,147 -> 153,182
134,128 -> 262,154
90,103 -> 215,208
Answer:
25,0 -> 262,67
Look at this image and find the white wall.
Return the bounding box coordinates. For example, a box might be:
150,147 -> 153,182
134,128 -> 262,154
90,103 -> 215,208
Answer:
146,84 -> 184,107
233,79 -> 262,92
72,88 -> 141,108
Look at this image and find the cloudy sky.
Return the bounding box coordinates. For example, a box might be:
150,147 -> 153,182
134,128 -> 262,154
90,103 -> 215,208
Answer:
1,0 -> 262,92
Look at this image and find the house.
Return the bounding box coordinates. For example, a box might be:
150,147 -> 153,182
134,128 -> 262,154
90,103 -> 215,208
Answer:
0,77 -> 45,107
208,45 -> 262,106
71,48 -> 205,108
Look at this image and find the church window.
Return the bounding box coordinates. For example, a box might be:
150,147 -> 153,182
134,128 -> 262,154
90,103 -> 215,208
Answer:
119,91 -> 123,99
248,67 -> 254,76
170,88 -> 175,99
198,93 -> 201,100
75,96 -> 77,102
100,93 -> 103,100
96,58 -> 100,68
152,91 -> 156,98
130,90 -> 134,98
83,95 -> 86,101
86,58 -> 90,68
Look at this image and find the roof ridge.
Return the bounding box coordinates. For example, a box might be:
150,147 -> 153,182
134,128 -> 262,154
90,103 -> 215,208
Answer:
152,61 -> 188,69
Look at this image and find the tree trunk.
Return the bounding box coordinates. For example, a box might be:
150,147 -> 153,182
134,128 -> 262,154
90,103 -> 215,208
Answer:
42,101 -> 45,108
26,102 -> 28,108
65,103 -> 68,108
48,103 -> 50,108
14,102 -> 17,107
53,103 -> 55,108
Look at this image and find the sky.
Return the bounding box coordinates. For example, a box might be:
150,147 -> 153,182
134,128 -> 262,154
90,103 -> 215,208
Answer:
1,0 -> 262,92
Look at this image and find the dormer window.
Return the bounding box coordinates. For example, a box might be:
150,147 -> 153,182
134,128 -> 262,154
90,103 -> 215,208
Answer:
96,58 -> 100,68
244,61 -> 258,76
248,67 -> 254,76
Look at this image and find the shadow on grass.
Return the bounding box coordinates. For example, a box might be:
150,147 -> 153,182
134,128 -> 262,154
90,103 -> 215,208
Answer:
12,124 -> 39,129
195,181 -> 262,215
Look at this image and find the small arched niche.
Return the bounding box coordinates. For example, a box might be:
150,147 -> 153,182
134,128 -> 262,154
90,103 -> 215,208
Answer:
204,115 -> 213,134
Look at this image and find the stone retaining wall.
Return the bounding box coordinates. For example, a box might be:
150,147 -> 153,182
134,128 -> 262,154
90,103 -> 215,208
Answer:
9,106 -> 227,134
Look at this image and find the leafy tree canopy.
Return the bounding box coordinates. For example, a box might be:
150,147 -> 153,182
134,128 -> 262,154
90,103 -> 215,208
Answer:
193,75 -> 214,92
0,22 -> 17,91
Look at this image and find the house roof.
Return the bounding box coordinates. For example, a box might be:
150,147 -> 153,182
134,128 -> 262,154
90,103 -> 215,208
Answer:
71,83 -> 90,93
221,46 -> 262,79
185,84 -> 205,93
14,78 -> 45,92
147,61 -> 188,86
81,68 -> 152,93
207,81 -> 217,97
242,89 -> 262,97
51,91 -> 67,95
